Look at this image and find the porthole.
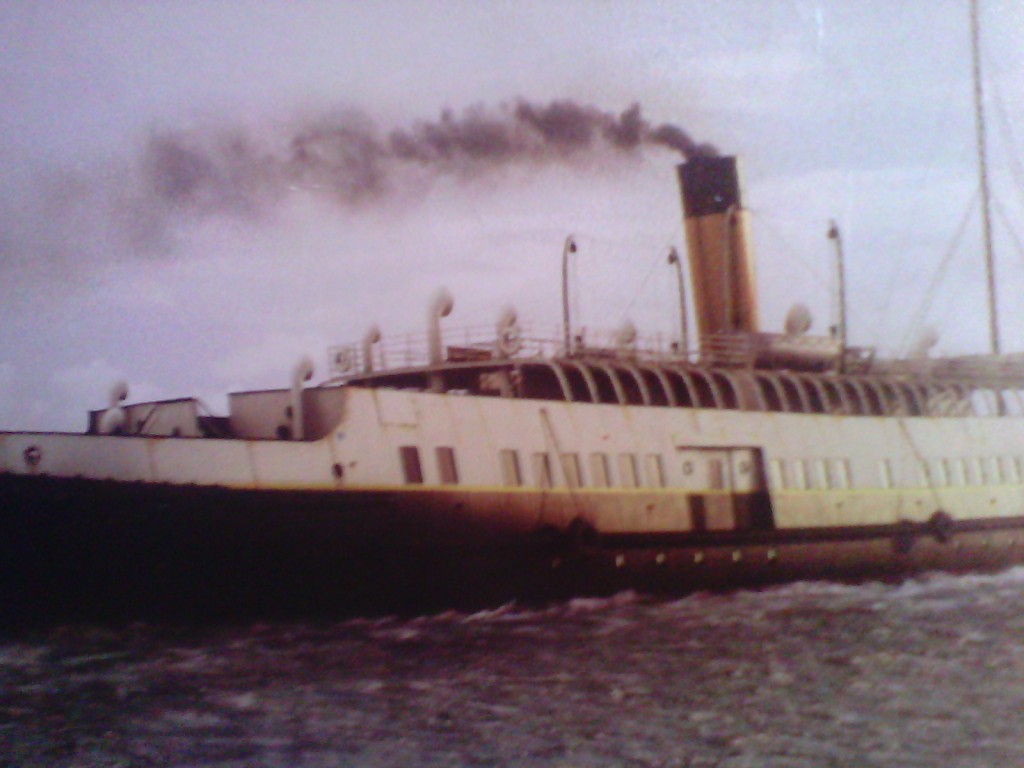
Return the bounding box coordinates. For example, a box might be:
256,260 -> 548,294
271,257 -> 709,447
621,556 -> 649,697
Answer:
23,446 -> 42,467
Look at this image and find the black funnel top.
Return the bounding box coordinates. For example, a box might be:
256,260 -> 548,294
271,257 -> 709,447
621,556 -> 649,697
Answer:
677,156 -> 741,218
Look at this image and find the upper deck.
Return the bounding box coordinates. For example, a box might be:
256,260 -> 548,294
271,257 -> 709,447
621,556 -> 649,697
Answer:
328,324 -> 1024,421
81,322 -> 1024,445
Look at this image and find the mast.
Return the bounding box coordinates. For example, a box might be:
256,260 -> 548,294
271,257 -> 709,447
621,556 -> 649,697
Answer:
971,0 -> 1000,355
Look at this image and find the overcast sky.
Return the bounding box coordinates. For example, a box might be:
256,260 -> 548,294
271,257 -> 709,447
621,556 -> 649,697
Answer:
2,1 -> 1023,430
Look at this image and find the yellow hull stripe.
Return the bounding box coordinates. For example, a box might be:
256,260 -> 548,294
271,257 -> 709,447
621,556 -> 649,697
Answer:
283,482 -> 1023,496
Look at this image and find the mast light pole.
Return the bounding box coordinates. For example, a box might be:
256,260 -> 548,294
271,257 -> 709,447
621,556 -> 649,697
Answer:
827,220 -> 848,374
561,235 -> 577,356
667,247 -> 689,357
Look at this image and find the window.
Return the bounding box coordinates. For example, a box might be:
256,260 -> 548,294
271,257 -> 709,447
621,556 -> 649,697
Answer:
500,449 -> 523,487
644,454 -> 665,488
832,459 -> 852,489
589,453 -> 611,488
436,446 -> 459,484
917,460 -> 930,487
813,459 -> 829,489
967,458 -> 983,485
561,453 -> 583,488
769,458 -> 787,489
399,446 -> 424,484
1003,456 -> 1020,484
878,459 -> 893,489
532,452 -> 553,489
940,459 -> 953,486
618,453 -> 639,488
789,460 -> 807,490
971,390 -> 998,417
949,458 -> 966,487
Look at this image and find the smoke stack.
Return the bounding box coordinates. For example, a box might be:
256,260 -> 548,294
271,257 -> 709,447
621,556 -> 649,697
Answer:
677,156 -> 759,345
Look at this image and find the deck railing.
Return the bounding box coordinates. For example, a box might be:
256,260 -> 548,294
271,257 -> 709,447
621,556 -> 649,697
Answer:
328,324 -> 689,377
327,325 -> 1024,387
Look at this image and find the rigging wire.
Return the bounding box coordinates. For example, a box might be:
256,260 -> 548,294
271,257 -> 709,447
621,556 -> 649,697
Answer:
869,69 -> 971,348
748,209 -> 831,291
867,143 -> 974,350
620,248 -> 668,323
993,198 -> 1024,269
898,191 -> 979,356
989,71 -> 1024,221
566,232 -> 678,337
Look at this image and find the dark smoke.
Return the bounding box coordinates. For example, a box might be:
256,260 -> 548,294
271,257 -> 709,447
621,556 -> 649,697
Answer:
4,101 -> 714,268
139,100 -> 714,216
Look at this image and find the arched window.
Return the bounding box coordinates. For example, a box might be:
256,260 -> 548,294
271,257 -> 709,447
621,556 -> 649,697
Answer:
860,380 -> 885,415
666,368 -> 698,407
795,375 -> 827,414
897,382 -> 926,416
517,362 -> 573,401
613,363 -> 651,405
839,379 -> 868,415
778,374 -> 809,413
821,379 -> 848,414
562,363 -> 592,402
690,370 -> 724,409
1004,389 -> 1024,416
755,373 -> 785,412
590,365 -> 621,404
710,371 -> 740,409
594,363 -> 627,404
970,389 -> 1000,417
640,365 -> 675,406
877,380 -> 910,415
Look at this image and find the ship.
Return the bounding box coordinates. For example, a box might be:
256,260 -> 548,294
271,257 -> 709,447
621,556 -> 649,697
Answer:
3,142 -> 1024,625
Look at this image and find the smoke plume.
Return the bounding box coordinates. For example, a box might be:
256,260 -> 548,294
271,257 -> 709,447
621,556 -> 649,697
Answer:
140,100 -> 714,215
3,100 -> 714,268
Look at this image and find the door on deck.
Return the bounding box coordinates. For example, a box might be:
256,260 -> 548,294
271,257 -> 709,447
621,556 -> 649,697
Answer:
676,447 -> 773,532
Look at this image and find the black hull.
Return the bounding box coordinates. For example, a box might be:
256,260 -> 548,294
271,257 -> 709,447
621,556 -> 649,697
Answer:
3,473 -> 1024,628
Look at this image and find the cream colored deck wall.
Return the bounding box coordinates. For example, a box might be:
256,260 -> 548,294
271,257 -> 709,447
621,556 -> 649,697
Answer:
229,386 -> 347,440
4,385 -> 1024,532
333,388 -> 1024,530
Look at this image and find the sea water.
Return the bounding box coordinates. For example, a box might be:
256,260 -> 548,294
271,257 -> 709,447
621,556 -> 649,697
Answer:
3,569 -> 1024,767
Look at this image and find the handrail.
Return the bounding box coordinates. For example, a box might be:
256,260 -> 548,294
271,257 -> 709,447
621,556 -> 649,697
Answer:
327,324 -> 1024,393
